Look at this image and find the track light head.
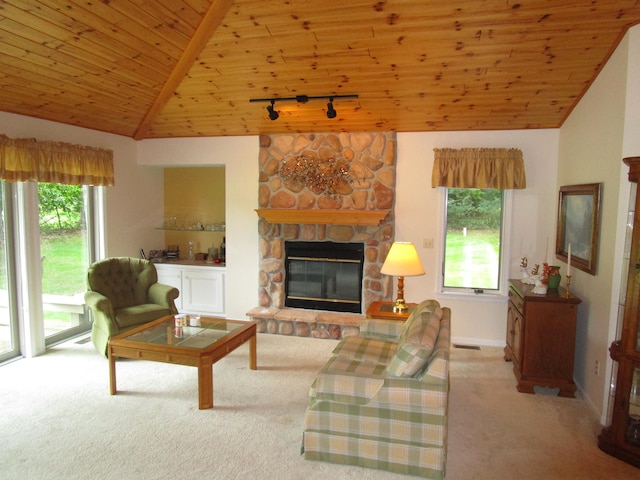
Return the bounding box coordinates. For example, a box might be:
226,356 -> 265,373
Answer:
326,99 -> 337,119
267,100 -> 279,121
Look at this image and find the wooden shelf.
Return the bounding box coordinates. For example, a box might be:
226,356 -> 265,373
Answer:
255,209 -> 389,226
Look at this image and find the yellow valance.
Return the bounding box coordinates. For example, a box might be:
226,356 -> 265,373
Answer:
0,135 -> 114,186
432,148 -> 526,189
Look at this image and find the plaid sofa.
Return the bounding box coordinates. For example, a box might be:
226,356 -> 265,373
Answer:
302,300 -> 451,479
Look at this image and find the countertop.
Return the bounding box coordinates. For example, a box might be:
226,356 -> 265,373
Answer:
152,259 -> 226,268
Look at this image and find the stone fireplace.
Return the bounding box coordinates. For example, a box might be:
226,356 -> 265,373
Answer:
247,132 -> 397,339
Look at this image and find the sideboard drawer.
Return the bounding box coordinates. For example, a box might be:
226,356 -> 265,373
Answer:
508,287 -> 525,315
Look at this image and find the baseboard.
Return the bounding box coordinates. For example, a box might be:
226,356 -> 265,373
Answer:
451,336 -> 505,348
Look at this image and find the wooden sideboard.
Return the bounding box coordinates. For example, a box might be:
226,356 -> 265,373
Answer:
504,279 -> 582,397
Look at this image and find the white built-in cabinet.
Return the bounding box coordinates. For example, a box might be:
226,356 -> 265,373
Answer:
155,263 -> 225,317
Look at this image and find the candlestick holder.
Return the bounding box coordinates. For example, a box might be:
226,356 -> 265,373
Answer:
564,275 -> 572,298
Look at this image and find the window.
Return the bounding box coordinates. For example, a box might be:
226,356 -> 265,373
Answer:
442,188 -> 508,293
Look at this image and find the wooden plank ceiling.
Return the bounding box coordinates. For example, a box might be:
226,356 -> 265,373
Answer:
1,0 -> 640,139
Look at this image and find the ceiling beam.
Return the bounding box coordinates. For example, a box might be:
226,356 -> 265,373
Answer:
133,0 -> 233,140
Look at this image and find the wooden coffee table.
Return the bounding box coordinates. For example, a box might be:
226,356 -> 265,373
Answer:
108,315 -> 257,409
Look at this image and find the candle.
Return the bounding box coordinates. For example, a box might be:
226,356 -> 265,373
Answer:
567,243 -> 571,275
545,237 -> 548,263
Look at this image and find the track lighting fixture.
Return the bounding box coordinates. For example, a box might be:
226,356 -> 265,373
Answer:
250,94 -> 358,120
267,100 -> 279,121
326,98 -> 336,119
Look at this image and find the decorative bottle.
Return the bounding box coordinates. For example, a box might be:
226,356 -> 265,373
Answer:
188,241 -> 195,260
220,237 -> 226,263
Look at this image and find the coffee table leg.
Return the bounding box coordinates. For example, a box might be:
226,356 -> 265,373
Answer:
108,351 -> 117,395
249,334 -> 257,370
198,363 -> 214,409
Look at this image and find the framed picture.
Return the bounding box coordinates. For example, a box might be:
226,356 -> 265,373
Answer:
555,183 -> 602,275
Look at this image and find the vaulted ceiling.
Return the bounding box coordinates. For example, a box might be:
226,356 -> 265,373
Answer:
1,0 -> 640,139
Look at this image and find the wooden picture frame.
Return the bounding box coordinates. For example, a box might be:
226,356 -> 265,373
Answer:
555,183 -> 602,275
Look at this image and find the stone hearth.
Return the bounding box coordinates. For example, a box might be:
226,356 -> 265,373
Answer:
248,132 -> 397,339
246,306 -> 362,340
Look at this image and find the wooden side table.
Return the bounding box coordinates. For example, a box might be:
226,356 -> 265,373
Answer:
366,301 -> 417,321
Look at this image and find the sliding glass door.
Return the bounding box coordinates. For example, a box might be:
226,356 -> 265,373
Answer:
0,181 -> 99,361
39,183 -> 93,344
0,182 -> 19,361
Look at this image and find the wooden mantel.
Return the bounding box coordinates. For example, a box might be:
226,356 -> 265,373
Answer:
255,209 -> 389,226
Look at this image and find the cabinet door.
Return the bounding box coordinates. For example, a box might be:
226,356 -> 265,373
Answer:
155,265 -> 183,310
181,268 -> 225,315
522,302 -> 577,380
507,301 -> 524,368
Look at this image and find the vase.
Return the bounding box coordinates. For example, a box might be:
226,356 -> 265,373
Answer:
547,267 -> 561,289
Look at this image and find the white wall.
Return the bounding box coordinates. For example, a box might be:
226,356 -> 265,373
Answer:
557,24 -> 640,422
0,111 -> 164,257
136,137 -> 259,321
395,129 -> 560,345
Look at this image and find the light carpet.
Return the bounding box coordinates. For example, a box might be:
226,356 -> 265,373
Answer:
0,334 -> 638,479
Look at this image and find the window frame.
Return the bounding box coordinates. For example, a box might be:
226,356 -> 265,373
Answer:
438,187 -> 512,299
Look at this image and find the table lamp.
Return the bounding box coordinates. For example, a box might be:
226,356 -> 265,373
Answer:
380,241 -> 425,312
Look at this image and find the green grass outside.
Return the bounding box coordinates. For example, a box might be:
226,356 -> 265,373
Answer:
0,231 -> 87,329
0,231 -> 86,295
40,230 -> 88,295
444,229 -> 501,289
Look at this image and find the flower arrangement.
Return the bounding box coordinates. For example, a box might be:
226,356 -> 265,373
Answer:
541,263 -> 560,284
278,154 -> 353,198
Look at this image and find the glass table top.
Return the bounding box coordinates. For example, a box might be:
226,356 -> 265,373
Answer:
123,317 -> 244,349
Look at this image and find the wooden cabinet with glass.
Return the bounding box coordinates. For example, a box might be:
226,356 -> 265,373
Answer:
599,156 -> 640,468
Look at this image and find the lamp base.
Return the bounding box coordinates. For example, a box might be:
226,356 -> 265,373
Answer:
392,298 -> 409,313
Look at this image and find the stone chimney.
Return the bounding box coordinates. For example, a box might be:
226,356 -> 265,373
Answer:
256,132 -> 397,313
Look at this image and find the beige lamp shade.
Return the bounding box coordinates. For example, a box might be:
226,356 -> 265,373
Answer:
381,242 -> 425,277
381,242 -> 425,313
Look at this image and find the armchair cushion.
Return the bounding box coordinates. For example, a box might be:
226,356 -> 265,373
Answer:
87,257 -> 159,309
115,304 -> 173,329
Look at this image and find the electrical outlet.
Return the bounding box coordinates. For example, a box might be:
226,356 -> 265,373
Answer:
422,238 -> 434,249
595,360 -> 600,376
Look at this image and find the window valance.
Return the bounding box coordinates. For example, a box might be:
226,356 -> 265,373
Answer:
0,135 -> 114,186
432,148 -> 526,189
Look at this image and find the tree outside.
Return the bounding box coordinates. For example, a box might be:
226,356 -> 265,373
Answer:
39,183 -> 88,297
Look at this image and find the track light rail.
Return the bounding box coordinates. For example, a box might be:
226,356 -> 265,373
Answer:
250,94 -> 358,120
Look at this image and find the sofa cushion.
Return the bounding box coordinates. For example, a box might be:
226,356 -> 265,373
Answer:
395,299 -> 440,346
418,313 -> 451,385
386,307 -> 442,377
331,336 -> 397,365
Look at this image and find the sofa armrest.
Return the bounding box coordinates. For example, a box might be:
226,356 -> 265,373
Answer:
359,318 -> 404,341
148,283 -> 179,313
314,356 -> 386,404
367,376 -> 449,411
314,358 -> 448,410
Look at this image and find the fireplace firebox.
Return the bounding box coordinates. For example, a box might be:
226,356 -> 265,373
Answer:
284,241 -> 364,313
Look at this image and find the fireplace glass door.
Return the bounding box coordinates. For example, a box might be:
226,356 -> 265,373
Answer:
285,241 -> 364,313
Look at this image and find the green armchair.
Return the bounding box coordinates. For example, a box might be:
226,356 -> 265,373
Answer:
85,257 -> 179,356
